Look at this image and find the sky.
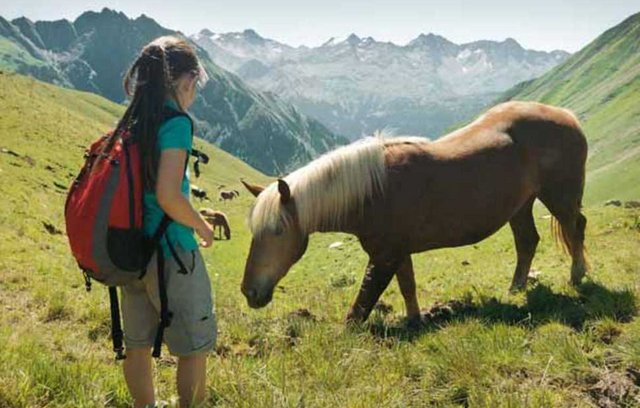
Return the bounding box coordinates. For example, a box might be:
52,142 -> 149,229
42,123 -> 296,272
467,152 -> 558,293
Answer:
2,0 -> 640,52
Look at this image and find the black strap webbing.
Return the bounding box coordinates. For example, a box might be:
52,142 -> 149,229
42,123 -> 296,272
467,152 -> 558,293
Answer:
142,214 -> 173,276
166,238 -> 189,275
151,236 -> 191,358
108,214 -> 173,361
152,243 -> 170,358
109,287 -> 126,360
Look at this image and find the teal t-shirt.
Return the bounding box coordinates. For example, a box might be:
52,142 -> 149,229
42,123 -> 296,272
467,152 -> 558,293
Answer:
143,100 -> 198,255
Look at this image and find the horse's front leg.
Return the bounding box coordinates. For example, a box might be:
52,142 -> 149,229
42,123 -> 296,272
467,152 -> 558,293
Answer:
346,258 -> 399,323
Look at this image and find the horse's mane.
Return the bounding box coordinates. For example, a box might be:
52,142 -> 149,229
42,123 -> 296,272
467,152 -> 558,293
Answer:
249,136 -> 389,235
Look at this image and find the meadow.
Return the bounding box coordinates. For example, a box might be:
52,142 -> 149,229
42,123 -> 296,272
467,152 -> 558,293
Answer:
1,72 -> 639,407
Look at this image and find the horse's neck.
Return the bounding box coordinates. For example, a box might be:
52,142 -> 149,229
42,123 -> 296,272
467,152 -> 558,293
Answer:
310,210 -> 360,235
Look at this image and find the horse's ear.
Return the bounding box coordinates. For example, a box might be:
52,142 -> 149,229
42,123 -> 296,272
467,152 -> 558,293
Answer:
241,179 -> 264,197
278,179 -> 291,203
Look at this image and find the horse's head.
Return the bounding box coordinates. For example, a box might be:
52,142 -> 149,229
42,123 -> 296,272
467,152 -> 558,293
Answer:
241,179 -> 309,308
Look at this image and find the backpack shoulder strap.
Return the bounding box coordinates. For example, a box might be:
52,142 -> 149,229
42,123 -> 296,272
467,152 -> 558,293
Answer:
162,106 -> 194,136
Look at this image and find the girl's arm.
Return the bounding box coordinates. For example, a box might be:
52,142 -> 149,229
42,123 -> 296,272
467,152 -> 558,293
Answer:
156,148 -> 214,247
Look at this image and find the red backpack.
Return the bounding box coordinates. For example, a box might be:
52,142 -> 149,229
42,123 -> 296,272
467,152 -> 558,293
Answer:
65,109 -> 208,359
65,129 -> 149,285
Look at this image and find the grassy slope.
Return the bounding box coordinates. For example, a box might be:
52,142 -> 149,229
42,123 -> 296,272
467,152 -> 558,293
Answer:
0,72 -> 639,407
500,12 -> 640,204
0,10 -> 346,177
0,37 -> 46,70
0,71 -> 268,405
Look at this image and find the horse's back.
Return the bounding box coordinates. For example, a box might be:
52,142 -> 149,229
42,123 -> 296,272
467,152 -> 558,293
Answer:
425,101 -> 587,185
365,102 -> 587,254
434,101 -> 584,151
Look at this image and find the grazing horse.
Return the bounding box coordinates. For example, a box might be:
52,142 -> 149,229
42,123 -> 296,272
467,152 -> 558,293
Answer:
199,208 -> 231,240
219,191 -> 235,201
191,185 -> 209,201
241,101 -> 588,324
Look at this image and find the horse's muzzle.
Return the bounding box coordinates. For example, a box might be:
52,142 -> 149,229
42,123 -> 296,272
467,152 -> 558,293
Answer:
242,286 -> 273,309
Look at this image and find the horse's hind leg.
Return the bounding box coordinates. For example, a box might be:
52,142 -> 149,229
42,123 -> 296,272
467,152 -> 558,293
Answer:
346,258 -> 399,323
539,185 -> 588,286
509,196 -> 539,292
395,256 -> 421,323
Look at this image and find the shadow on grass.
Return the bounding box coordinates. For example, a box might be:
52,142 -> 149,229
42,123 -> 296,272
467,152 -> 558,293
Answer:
368,282 -> 637,341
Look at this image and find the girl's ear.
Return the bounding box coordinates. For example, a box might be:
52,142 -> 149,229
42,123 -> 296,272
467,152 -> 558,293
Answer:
175,74 -> 198,110
178,74 -> 196,93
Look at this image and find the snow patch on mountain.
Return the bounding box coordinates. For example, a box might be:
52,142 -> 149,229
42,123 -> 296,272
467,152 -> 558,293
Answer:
193,29 -> 570,139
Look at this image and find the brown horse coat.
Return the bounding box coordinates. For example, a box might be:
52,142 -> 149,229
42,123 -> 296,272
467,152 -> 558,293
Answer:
200,208 -> 231,240
353,102 -> 584,254
242,101 -> 588,323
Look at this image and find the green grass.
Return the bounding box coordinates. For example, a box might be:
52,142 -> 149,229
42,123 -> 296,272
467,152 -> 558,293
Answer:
1,72 -> 640,407
0,37 -> 47,70
501,12 -> 640,204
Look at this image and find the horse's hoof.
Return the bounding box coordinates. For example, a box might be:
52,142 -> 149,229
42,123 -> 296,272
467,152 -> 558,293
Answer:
570,272 -> 585,287
508,284 -> 526,294
345,311 -> 367,327
406,315 -> 423,330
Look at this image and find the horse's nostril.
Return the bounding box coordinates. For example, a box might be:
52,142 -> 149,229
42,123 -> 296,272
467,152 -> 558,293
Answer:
246,288 -> 257,299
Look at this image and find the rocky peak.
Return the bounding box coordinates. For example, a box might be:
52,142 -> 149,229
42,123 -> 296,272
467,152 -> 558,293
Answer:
345,33 -> 361,46
200,28 -> 215,37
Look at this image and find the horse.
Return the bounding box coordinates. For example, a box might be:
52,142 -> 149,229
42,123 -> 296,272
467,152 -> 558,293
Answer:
241,101 -> 589,324
191,185 -> 209,201
199,208 -> 231,240
219,191 -> 235,201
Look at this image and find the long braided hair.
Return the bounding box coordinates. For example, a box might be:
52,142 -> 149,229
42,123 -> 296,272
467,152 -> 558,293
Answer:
116,36 -> 204,191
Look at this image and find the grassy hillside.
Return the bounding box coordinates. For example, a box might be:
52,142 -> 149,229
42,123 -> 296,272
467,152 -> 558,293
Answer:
0,17 -> 65,86
501,12 -> 640,204
0,9 -> 347,176
1,71 -> 639,407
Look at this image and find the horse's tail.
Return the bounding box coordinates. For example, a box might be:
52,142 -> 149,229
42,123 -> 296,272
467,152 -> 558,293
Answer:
550,215 -> 589,268
550,216 -> 571,255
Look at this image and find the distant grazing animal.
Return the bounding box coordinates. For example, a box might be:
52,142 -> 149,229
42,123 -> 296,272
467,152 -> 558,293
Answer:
199,208 -> 231,240
240,101 -> 589,324
191,185 -> 209,201
233,190 -> 240,197
625,200 -> 640,209
219,191 -> 235,201
605,200 -> 622,207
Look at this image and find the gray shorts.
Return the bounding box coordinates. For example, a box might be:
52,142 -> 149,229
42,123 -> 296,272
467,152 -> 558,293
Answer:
120,247 -> 217,356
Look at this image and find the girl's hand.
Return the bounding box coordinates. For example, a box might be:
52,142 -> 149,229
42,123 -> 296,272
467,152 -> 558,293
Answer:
196,221 -> 214,248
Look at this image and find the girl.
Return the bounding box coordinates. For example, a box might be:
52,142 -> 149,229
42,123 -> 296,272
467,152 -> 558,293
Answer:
116,36 -> 216,408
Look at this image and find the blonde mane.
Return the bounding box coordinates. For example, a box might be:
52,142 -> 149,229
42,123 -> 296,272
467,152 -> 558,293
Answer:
249,136 -> 388,235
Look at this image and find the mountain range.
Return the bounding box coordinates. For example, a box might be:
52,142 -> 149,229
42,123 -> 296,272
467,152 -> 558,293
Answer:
193,29 -> 569,139
0,8 -> 346,175
1,7 -> 638,203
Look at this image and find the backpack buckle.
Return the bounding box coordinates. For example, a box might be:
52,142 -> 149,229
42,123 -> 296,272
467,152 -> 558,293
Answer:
82,270 -> 92,292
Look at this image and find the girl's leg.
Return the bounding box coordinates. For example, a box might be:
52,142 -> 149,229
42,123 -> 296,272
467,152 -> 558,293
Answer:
177,353 -> 207,407
123,347 -> 155,408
